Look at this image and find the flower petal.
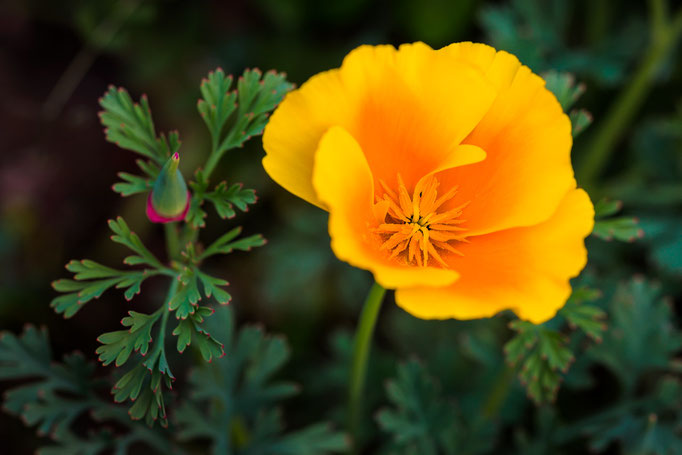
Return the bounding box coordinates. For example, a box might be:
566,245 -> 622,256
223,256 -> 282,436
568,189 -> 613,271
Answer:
395,189 -> 594,323
312,126 -> 459,289
263,42 -> 497,208
437,42 -> 575,236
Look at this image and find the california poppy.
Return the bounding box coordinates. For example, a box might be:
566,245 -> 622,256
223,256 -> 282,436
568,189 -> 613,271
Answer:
262,42 -> 594,323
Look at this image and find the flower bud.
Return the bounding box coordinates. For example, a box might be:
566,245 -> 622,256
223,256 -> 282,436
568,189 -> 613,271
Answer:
146,153 -> 190,223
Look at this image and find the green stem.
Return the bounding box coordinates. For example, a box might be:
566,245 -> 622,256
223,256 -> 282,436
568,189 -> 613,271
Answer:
203,150 -> 222,181
481,364 -> 516,418
164,222 -> 181,262
157,279 -> 177,342
145,277 -> 179,370
577,0 -> 682,191
348,282 -> 386,453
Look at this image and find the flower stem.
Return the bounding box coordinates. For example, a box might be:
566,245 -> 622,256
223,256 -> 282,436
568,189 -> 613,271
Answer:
203,150 -> 222,181
164,222 -> 181,262
157,279 -> 177,344
577,0 -> 682,191
348,282 -> 386,453
481,364 -> 516,418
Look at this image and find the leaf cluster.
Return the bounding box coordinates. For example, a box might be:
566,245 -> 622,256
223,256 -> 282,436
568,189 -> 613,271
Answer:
504,287 -> 606,404
51,218 -> 169,319
43,66 -> 290,430
377,359 -> 496,455
0,325 -> 173,454
187,67 -> 293,228
480,0 -> 645,85
592,198 -> 644,242
543,70 -> 592,137
175,307 -> 348,455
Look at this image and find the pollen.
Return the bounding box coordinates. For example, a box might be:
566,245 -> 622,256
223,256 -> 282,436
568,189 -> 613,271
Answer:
374,174 -> 467,267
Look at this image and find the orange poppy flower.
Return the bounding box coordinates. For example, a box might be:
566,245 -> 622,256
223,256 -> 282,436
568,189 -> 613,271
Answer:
262,42 -> 594,323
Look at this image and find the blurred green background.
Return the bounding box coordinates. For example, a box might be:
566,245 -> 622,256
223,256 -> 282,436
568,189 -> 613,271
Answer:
1,0 -> 681,453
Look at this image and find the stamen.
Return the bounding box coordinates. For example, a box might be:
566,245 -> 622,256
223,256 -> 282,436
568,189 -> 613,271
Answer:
373,173 -> 467,267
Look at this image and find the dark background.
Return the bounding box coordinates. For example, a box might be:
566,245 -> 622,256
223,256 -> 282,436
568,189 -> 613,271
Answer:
1,0 -> 680,453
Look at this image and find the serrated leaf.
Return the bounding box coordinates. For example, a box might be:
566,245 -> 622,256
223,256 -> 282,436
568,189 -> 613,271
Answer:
168,270 -> 201,319
0,326 -> 173,453
198,68 -> 237,144
594,198 -> 624,217
113,172 -> 153,197
175,307 -> 337,453
201,67 -> 293,168
99,86 -> 172,165
570,109 -> 592,137
96,311 -> 159,367
588,279 -> 682,392
185,199 -> 208,229
593,217 -> 644,242
592,198 -> 644,242
108,217 -> 164,269
559,287 -> 606,341
0,326 -> 53,381
505,322 -> 574,404
543,71 -> 585,110
205,182 -> 257,219
248,410 -> 349,454
129,386 -> 167,427
200,227 -> 266,260
196,269 -> 232,304
377,360 -> 458,454
51,260 -> 157,317
172,309 -> 224,362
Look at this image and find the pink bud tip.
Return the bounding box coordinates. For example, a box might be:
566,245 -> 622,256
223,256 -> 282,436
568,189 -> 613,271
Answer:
146,191 -> 191,223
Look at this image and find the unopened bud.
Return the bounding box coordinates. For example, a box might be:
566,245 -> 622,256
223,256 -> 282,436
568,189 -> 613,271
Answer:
146,153 -> 190,223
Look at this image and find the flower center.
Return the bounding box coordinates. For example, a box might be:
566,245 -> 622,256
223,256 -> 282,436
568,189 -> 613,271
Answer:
374,174 -> 467,267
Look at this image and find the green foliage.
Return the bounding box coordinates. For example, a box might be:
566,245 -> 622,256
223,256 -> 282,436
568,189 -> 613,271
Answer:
96,311 -> 158,366
559,287 -> 607,342
187,172 -> 261,229
639,216 -> 682,275
113,159 -> 160,197
200,227 -> 266,260
99,86 -> 180,198
377,359 -> 456,455
199,68 -> 293,160
0,325 -> 173,454
593,198 -> 644,242
480,0 -> 645,84
544,71 -> 585,110
206,182 -> 257,219
377,359 -> 497,455
185,67 -> 292,229
505,321 -> 573,403
108,217 -> 166,269
588,278 -> 682,393
7,2 -> 682,452
97,305 -> 174,427
95,260 -> 235,425
533,278 -> 682,453
172,307 -> 225,362
175,307 -> 348,454
51,260 -> 159,318
39,66 -> 284,435
99,86 -> 180,164
505,287 -> 606,403
543,70 -> 592,137
50,217 -> 170,318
